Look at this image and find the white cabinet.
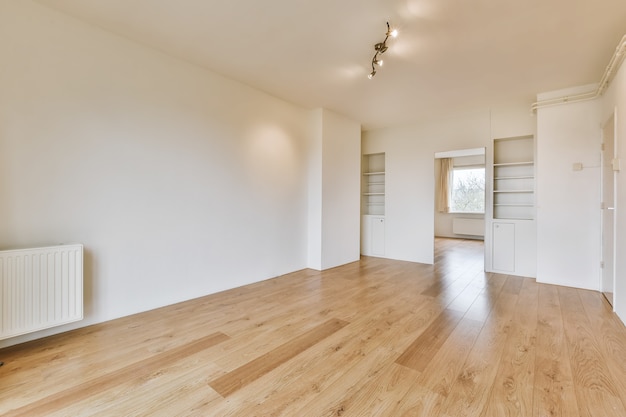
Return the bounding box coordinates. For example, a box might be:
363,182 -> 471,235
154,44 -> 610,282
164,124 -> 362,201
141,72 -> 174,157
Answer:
371,216 -> 386,256
361,215 -> 385,257
492,222 -> 515,272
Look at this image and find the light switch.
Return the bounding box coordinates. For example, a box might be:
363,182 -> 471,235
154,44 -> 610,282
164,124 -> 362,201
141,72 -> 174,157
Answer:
572,162 -> 583,171
613,158 -> 621,172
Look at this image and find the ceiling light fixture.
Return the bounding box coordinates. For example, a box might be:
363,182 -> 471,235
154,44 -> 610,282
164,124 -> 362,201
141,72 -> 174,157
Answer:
368,22 -> 397,79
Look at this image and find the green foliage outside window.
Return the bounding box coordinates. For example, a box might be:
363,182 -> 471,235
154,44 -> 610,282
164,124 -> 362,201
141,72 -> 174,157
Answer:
450,168 -> 485,213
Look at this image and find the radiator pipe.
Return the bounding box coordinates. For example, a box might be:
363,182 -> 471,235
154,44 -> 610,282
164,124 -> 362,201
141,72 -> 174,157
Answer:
531,34 -> 626,111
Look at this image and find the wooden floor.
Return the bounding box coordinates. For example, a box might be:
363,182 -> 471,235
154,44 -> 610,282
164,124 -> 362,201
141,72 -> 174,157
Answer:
2,238 -> 626,416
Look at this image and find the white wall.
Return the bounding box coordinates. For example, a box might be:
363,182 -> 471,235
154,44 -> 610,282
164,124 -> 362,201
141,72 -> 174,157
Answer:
435,213 -> 484,239
535,61 -> 626,322
308,109 -> 361,270
0,0 -> 315,347
362,106 -> 535,264
320,110 -> 361,269
536,93 -> 602,290
307,111 -> 324,269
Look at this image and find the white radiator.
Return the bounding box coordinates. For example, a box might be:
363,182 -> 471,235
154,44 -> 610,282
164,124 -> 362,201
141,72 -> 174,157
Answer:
452,218 -> 485,237
0,244 -> 83,340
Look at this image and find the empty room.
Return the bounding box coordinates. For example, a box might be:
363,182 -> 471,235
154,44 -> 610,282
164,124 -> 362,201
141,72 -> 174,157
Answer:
2,0 -> 626,415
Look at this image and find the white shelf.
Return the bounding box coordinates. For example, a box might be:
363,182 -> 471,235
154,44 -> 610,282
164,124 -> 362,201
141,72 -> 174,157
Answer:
493,136 -> 535,221
493,161 -> 533,167
363,153 -> 385,216
494,176 -> 534,180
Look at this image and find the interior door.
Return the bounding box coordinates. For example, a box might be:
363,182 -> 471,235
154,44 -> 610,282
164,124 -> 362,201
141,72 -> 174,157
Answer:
601,112 -> 616,306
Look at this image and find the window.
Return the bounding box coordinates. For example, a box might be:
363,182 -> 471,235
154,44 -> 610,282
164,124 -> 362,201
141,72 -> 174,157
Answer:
450,167 -> 485,213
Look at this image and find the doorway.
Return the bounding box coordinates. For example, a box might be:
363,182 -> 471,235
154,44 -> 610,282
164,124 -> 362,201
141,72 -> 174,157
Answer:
601,112 -> 617,306
434,148 -> 486,266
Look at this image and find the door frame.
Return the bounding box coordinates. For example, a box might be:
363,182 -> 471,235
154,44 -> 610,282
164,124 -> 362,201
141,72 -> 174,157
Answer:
601,109 -> 617,307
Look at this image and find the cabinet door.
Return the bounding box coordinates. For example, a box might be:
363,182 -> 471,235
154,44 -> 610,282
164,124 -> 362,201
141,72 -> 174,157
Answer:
492,222 -> 514,272
372,217 -> 385,256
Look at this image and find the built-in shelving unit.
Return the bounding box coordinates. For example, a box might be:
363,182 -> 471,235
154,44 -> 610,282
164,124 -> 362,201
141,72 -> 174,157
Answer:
493,136 -> 535,220
362,153 -> 385,215
486,135 -> 536,278
361,153 -> 386,257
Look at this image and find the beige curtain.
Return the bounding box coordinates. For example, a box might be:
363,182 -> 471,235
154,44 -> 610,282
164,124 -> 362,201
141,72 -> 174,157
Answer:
437,158 -> 453,213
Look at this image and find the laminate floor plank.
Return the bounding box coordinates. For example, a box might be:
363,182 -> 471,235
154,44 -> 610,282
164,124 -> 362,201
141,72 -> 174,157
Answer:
288,345 -> 400,417
395,309 -> 465,372
288,296 -> 451,417
557,286 -> 626,417
385,386 -> 445,417
389,316 -> 483,417
415,317 -> 484,398
463,272 -> 507,322
3,332 -> 229,417
48,356 -> 224,417
445,270 -> 489,315
501,274 -> 524,295
326,363 -> 421,417
481,277 -> 538,417
437,289 -> 520,417
203,293 -> 436,417
207,300 -> 359,370
577,289 -> 626,411
532,284 -> 579,417
208,318 -> 349,397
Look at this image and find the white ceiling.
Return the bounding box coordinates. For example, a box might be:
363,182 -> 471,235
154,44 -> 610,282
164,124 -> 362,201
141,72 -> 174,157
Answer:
35,0 -> 626,129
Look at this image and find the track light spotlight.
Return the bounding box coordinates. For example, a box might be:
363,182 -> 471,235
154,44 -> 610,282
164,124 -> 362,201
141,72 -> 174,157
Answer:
368,21 -> 397,79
